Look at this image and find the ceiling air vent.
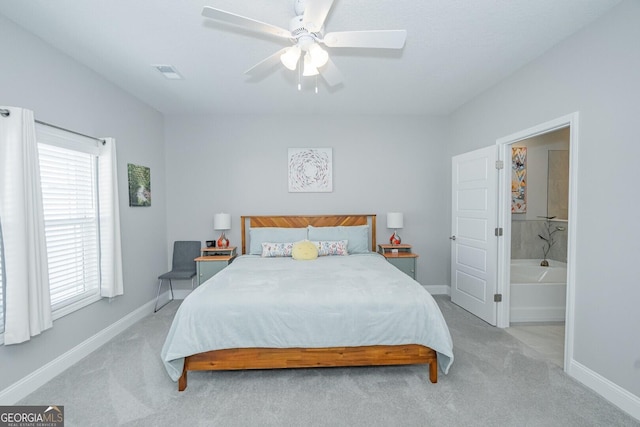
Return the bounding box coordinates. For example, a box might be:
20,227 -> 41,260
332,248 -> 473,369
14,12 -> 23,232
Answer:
153,64 -> 183,80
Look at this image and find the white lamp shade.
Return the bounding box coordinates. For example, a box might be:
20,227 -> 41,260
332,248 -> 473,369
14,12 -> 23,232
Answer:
302,53 -> 319,76
280,46 -> 301,71
308,43 -> 329,68
386,212 -> 404,229
214,213 -> 231,230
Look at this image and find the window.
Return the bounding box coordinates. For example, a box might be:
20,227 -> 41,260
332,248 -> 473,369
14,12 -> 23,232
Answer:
37,125 -> 103,318
0,117 -> 121,343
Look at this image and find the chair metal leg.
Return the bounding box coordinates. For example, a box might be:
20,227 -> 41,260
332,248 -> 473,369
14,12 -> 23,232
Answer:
154,278 -> 175,312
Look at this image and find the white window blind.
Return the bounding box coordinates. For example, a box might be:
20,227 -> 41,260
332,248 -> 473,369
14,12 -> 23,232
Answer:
38,133 -> 101,316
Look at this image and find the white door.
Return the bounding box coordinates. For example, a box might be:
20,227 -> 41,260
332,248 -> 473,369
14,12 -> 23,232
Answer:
451,146 -> 499,325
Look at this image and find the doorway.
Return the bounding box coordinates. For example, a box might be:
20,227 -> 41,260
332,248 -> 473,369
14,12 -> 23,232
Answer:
496,113 -> 579,372
450,113 -> 578,371
504,128 -> 569,368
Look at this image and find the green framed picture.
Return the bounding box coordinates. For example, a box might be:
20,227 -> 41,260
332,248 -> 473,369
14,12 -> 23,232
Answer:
127,163 -> 151,207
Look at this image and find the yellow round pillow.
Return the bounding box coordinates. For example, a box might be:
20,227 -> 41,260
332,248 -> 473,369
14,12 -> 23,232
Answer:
292,240 -> 318,260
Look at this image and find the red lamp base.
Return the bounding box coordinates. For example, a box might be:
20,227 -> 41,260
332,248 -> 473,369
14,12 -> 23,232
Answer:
389,231 -> 401,245
217,232 -> 229,249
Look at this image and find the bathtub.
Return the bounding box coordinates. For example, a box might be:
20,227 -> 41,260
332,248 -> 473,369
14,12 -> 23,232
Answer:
510,259 -> 567,323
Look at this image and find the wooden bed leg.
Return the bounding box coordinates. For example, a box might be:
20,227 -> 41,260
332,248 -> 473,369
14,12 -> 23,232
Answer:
429,360 -> 438,383
178,363 -> 187,391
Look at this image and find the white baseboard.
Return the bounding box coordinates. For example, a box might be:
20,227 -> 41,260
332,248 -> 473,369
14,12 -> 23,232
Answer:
0,299 -> 157,405
425,285 -> 450,295
568,359 -> 640,421
510,307 -> 565,323
156,289 -> 191,304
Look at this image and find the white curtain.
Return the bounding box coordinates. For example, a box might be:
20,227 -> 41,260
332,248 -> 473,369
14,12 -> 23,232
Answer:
98,137 -> 124,297
0,107 -> 52,344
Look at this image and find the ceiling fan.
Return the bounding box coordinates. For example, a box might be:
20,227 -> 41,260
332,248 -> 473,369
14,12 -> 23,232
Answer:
201,0 -> 407,88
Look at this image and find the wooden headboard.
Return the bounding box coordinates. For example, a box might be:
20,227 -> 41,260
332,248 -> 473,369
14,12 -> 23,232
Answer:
240,214 -> 377,255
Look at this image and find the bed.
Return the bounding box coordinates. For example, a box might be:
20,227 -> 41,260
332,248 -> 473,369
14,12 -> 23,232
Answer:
161,214 -> 454,391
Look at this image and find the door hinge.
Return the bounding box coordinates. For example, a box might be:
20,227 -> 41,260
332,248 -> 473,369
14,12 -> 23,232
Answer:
495,160 -> 504,169
494,294 -> 503,302
495,227 -> 503,237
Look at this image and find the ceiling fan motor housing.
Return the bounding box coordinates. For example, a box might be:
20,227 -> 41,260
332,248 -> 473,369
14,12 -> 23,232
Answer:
289,15 -> 307,36
289,16 -> 321,49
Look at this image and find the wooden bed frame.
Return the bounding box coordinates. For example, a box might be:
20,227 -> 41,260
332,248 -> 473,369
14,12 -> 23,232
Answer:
178,214 -> 438,391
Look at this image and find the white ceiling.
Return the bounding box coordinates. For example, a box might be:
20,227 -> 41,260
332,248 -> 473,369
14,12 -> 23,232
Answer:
0,0 -> 621,116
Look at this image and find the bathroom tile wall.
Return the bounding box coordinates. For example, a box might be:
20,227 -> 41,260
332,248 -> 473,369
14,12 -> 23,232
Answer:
511,219 -> 568,262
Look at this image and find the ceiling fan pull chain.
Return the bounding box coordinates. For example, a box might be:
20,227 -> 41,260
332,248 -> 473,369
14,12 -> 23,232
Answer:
315,75 -> 318,94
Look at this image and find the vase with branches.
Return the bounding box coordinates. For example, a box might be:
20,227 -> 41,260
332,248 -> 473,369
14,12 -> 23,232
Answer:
538,216 -> 565,267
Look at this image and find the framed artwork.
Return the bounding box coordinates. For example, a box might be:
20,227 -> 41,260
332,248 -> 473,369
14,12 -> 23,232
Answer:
288,148 -> 333,192
511,147 -> 526,213
127,163 -> 151,207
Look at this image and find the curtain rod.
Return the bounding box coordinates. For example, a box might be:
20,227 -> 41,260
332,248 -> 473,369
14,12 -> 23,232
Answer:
0,107 -> 105,144
35,119 -> 105,145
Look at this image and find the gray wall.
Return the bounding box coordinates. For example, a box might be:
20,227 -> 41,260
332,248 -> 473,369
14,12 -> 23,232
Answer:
0,16 -> 167,390
450,0 -> 640,397
164,114 -> 451,289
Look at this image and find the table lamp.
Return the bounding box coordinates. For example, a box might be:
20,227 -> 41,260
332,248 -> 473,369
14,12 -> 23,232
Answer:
386,212 -> 403,245
214,213 -> 231,248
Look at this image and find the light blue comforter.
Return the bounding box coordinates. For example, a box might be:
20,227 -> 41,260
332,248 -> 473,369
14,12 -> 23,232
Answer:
161,253 -> 454,381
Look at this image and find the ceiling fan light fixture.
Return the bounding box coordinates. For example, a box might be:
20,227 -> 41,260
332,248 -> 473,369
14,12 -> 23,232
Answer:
302,52 -> 319,76
308,43 -> 329,68
280,46 -> 301,71
201,2 -> 408,89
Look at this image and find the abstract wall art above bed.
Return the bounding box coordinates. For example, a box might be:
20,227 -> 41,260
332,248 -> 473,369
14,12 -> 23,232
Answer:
288,147 -> 333,193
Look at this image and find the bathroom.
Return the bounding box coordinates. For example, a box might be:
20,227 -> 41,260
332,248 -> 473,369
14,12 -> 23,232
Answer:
507,127 -> 569,366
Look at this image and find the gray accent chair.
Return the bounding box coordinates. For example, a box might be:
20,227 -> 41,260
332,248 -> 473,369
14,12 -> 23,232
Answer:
155,241 -> 201,312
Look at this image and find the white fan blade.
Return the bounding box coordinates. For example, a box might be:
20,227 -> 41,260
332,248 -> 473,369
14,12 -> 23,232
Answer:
245,48 -> 289,76
318,58 -> 343,87
303,0 -> 334,33
323,30 -> 407,49
202,6 -> 291,39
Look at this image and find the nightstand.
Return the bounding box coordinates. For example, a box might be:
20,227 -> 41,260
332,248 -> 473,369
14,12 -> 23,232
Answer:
378,244 -> 418,280
195,246 -> 237,286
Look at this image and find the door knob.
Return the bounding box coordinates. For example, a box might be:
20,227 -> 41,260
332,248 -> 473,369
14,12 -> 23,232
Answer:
449,236 -> 456,240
